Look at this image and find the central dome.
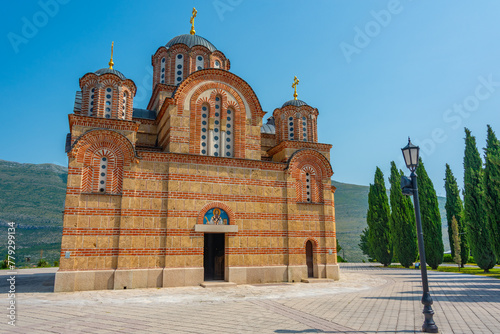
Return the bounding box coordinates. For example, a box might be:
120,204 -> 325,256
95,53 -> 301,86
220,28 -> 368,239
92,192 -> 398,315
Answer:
166,34 -> 217,52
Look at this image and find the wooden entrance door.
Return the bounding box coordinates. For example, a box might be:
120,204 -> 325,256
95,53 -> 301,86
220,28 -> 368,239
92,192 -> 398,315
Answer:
306,240 -> 314,278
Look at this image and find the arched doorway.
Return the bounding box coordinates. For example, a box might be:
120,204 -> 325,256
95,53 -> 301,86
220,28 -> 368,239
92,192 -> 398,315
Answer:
306,240 -> 314,278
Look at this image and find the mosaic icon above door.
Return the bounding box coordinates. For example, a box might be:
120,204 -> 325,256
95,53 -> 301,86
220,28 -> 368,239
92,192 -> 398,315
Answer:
203,208 -> 229,225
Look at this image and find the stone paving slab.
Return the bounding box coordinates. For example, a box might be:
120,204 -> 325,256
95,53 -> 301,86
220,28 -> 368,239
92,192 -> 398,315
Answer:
1,265 -> 499,333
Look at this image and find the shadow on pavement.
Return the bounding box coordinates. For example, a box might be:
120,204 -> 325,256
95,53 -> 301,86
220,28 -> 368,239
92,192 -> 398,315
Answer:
275,330 -> 416,333
0,272 -> 55,293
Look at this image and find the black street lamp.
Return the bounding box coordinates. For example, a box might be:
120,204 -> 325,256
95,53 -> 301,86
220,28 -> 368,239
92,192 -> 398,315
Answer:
401,138 -> 439,333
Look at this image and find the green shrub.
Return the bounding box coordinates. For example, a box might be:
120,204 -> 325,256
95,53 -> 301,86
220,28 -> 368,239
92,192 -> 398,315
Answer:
443,254 -> 453,263
53,260 -> 59,267
337,255 -> 346,263
37,259 -> 49,267
468,256 -> 475,264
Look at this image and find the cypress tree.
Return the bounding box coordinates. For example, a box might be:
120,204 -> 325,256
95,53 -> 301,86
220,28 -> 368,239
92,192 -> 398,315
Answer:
366,167 -> 392,266
451,216 -> 462,269
464,128 -> 496,272
484,125 -> 500,262
359,227 -> 374,260
444,164 -> 468,266
416,158 -> 444,269
388,161 -> 417,268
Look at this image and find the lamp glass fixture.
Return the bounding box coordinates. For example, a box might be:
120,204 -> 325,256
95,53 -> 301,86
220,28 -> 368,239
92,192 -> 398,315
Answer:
402,138 -> 420,172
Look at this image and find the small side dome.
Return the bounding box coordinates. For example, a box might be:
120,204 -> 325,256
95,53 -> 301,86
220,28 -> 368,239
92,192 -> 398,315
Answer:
261,117 -> 275,134
95,68 -> 126,80
281,100 -> 308,108
166,34 -> 217,52
282,99 -> 308,108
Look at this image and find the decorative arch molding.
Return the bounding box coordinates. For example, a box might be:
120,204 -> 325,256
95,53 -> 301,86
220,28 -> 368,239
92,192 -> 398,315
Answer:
287,149 -> 333,178
288,149 -> 333,203
197,202 -> 236,226
303,238 -> 320,253
69,128 -> 139,166
173,69 -> 265,123
80,73 -> 137,96
69,129 -> 139,194
278,104 -> 318,115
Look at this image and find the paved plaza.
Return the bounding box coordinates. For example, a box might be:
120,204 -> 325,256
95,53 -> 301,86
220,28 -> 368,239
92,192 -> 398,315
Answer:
1,264 -> 499,333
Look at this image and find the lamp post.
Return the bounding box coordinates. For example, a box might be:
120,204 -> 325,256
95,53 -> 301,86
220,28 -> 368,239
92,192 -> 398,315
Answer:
401,138 -> 439,333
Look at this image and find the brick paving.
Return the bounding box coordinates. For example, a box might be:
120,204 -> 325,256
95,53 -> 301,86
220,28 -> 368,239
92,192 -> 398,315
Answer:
1,264 -> 499,333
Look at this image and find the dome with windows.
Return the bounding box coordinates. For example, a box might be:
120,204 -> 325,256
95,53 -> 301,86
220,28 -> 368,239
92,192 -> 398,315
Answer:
94,68 -> 126,80
166,34 -> 217,52
282,99 -> 308,108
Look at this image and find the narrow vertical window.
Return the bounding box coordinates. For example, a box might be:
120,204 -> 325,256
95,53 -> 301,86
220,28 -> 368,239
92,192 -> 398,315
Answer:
99,156 -> 108,193
200,104 -> 209,155
88,87 -> 95,116
175,54 -> 184,85
224,108 -> 234,157
288,116 -> 294,140
210,96 -> 222,157
160,57 -> 166,84
305,172 -> 311,202
196,55 -> 204,71
302,116 -> 307,141
104,87 -> 113,119
120,92 -> 127,120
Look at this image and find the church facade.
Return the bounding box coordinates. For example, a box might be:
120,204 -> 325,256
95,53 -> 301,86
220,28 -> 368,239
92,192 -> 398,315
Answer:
54,16 -> 339,292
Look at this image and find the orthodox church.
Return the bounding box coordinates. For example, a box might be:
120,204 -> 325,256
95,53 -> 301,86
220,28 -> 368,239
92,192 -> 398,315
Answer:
55,9 -> 339,292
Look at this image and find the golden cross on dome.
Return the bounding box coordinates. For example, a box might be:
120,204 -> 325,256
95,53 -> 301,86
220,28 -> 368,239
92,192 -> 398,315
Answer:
108,41 -> 114,69
292,76 -> 299,100
190,7 -> 198,35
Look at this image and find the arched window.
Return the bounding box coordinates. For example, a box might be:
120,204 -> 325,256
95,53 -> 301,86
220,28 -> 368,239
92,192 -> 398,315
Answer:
98,156 -> 109,193
104,87 -> 113,119
88,87 -> 95,116
196,55 -> 204,71
223,107 -> 234,157
120,92 -> 127,120
175,54 -> 184,85
198,94 -> 236,158
296,166 -> 320,203
209,96 -> 222,157
288,116 -> 294,140
82,148 -> 117,194
302,116 -> 307,141
160,57 -> 166,84
305,172 -> 312,202
200,103 -> 209,155
214,60 -> 220,68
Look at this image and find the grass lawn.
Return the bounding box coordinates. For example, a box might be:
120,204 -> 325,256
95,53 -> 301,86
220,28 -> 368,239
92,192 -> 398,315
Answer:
383,264 -> 500,279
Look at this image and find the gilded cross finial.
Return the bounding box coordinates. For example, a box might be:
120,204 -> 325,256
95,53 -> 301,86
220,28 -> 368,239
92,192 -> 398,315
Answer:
292,76 -> 299,100
108,41 -> 114,69
190,7 -> 198,35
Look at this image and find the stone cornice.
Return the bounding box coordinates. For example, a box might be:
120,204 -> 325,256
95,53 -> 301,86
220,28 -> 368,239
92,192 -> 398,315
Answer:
267,141 -> 332,157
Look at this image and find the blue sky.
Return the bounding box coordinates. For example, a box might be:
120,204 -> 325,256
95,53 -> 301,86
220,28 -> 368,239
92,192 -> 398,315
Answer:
2,0 -> 500,195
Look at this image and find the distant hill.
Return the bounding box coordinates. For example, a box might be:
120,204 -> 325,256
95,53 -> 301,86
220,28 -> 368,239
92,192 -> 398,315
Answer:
333,180 -> 449,262
0,159 -> 449,266
0,160 -> 66,266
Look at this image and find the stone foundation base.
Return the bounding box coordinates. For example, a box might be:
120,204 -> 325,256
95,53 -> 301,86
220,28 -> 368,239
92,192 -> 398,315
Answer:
54,264 -> 340,292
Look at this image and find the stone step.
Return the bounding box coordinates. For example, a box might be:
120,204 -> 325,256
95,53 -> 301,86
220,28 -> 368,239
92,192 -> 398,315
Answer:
301,278 -> 335,283
200,281 -> 237,288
